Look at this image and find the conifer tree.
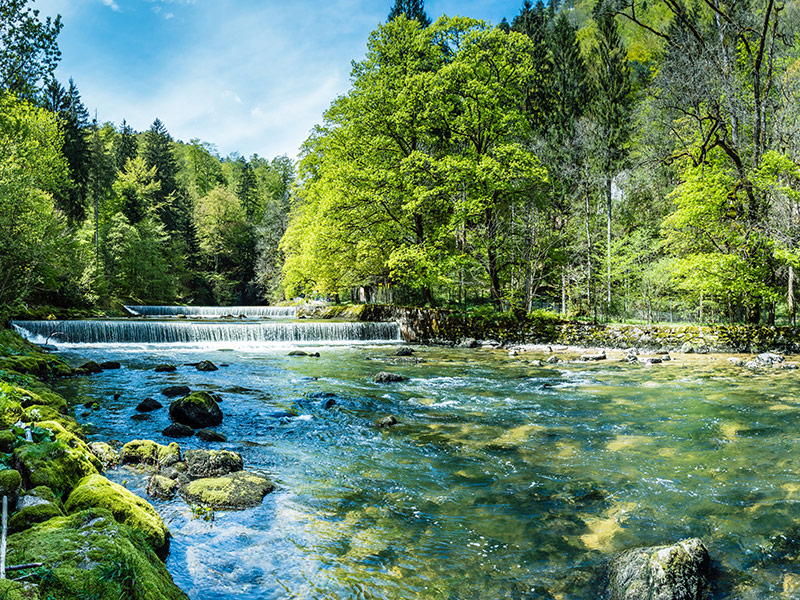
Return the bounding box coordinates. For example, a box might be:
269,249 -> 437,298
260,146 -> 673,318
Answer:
113,120 -> 138,171
387,0 -> 431,27
142,118 -> 181,231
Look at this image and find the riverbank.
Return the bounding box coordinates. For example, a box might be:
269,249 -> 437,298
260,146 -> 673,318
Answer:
0,330 -> 187,600
299,304 -> 800,353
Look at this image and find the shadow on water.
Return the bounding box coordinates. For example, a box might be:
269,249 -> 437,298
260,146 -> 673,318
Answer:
40,328 -> 800,599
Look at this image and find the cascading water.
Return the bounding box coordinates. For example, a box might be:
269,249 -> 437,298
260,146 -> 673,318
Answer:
12,319 -> 400,344
124,305 -> 297,318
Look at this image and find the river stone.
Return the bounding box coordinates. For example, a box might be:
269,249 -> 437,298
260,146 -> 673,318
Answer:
727,357 -> 745,367
154,364 -> 177,372
609,538 -> 710,600
581,352 -> 606,361
100,361 -> 121,370
185,449 -> 243,478
169,391 -> 223,428
147,474 -> 178,500
79,360 -> 103,374
374,415 -> 398,428
196,429 -> 227,442
120,440 -> 181,468
680,342 -> 695,354
163,423 -> 195,438
288,350 -> 308,356
640,357 -> 663,366
9,486 -> 63,533
195,360 -> 218,372
373,372 -> 405,383
395,347 -> 414,357
756,352 -> 784,366
459,338 -> 478,348
88,441 -> 119,469
181,471 -> 275,509
162,385 -> 191,397
546,355 -> 560,364
136,397 -> 164,412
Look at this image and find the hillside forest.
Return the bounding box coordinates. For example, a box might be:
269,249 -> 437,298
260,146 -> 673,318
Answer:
2,0 -> 800,325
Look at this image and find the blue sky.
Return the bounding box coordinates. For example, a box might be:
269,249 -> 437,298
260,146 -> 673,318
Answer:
34,0 -> 523,160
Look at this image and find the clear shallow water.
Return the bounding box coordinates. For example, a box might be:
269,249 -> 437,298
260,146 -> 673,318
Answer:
47,340 -> 800,599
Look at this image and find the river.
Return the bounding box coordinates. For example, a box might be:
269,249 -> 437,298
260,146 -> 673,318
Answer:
12,311 -> 800,599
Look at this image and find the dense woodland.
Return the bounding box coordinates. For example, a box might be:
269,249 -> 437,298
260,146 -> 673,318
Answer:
2,0 -> 800,324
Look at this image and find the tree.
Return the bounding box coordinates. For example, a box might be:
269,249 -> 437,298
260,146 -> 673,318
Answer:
113,120 -> 138,171
0,92 -> 69,315
388,0 -> 431,26
235,156 -> 258,223
0,0 -> 62,97
142,118 -> 183,233
112,157 -> 161,225
590,4 -> 632,310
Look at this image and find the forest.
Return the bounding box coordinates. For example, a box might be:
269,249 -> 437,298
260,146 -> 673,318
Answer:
2,0 -> 800,325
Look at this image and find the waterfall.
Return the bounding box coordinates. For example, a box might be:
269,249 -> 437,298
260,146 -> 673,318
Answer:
124,305 -> 297,318
12,320 -> 400,344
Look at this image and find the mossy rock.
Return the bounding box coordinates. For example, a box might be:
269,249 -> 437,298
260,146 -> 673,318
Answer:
0,389 -> 23,428
22,406 -> 82,435
0,428 -> 16,452
89,441 -> 119,469
184,449 -> 243,478
9,486 -> 63,533
14,440 -> 99,496
146,475 -> 178,500
0,354 -> 72,378
169,391 -> 222,428
65,474 -> 170,557
7,508 -> 188,600
0,468 -> 22,505
5,383 -> 68,414
0,579 -> 39,599
120,440 -> 181,468
181,471 -> 275,509
34,421 -> 102,472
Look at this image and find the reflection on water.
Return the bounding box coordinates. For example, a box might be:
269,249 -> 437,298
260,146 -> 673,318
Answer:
50,342 -> 800,599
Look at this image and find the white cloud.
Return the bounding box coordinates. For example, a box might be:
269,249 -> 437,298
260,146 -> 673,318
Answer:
100,0 -> 120,11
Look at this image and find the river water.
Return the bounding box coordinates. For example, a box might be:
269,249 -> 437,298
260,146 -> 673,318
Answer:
13,316 -> 800,599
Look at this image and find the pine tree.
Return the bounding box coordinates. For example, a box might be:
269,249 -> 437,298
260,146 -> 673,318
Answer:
511,0 -> 553,129
113,119 -> 138,171
235,156 -> 258,223
142,118 -> 181,231
387,0 -> 431,26
40,77 -> 91,224
548,11 -> 588,133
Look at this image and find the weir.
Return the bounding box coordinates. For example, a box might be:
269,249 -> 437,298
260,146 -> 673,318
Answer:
12,319 -> 400,344
124,305 -> 297,318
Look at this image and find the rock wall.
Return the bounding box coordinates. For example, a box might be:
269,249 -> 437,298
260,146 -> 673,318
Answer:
299,304 -> 800,353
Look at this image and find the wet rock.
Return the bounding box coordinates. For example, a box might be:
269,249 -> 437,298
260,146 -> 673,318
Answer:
727,357 -> 745,367
196,428 -> 227,442
374,415 -> 398,428
395,347 -> 415,357
163,423 -> 195,438
154,364 -> 177,373
640,357 -> 663,366
609,538 -> 710,600
88,441 -> 119,469
120,440 -> 181,468
185,449 -> 243,478
373,372 -> 405,383
162,385 -> 191,397
0,469 -> 22,508
113,392 -> 121,400
546,355 -> 561,364
581,352 -> 606,361
136,397 -> 164,412
288,350 -> 308,356
14,441 -> 98,496
100,361 -> 121,370
169,391 -> 223,428
745,360 -> 761,370
680,342 -> 695,354
779,363 -> 798,370
756,352 -> 784,366
8,485 -> 63,533
65,474 -> 170,556
38,344 -> 58,352
147,474 -> 178,500
529,359 -> 544,367
622,354 -> 638,364
459,338 -> 478,348
130,413 -> 150,421
323,398 -> 336,409
79,360 -> 103,374
181,471 -> 275,509
196,360 -> 219,372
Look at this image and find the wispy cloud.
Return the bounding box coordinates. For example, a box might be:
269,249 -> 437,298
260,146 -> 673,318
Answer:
100,0 -> 120,12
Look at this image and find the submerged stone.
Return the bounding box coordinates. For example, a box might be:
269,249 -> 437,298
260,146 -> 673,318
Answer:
195,360 -> 218,372
374,415 -> 398,428
373,371 -> 405,383
196,428 -> 227,442
181,471 -> 275,509
154,364 -> 177,372
609,538 -> 710,600
120,440 -> 181,468
147,474 -> 178,500
163,423 -> 195,438
136,397 -> 164,412
100,361 -> 121,370
185,449 -> 243,478
79,360 -> 103,374
161,385 -> 191,397
395,347 -> 415,356
169,391 -> 223,428
65,474 -> 171,557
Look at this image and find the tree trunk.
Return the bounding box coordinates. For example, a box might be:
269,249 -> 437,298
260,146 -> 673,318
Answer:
789,265 -> 795,326
585,190 -> 593,317
606,174 -> 612,313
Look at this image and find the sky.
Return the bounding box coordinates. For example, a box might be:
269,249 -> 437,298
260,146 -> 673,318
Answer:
33,0 -> 524,161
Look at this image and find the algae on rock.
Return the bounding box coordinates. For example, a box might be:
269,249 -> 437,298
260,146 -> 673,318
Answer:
14,440 -> 99,496
181,471 -> 274,509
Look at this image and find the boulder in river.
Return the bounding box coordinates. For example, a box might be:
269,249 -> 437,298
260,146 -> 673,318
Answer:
196,428 -> 227,442
88,441 -> 119,469
147,474 -> 178,500
755,352 -> 784,366
727,357 -> 745,367
136,397 -> 164,412
181,471 -> 275,509
8,485 -> 63,533
120,440 -> 181,468
374,415 -> 398,428
546,355 -> 561,364
395,347 -> 415,357
100,361 -> 121,370
185,449 -> 243,478
163,423 -> 195,438
161,385 -> 191,397
196,360 -> 219,372
373,372 -> 405,383
581,352 -> 606,361
459,338 -> 478,348
78,361 -> 103,374
169,391 -> 223,428
608,538 -> 710,600
288,350 -> 308,356
154,364 -> 177,373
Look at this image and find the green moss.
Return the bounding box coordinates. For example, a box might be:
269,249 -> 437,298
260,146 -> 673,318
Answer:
0,355 -> 71,379
0,579 -> 39,599
34,421 -> 102,472
0,391 -> 23,428
0,469 -> 22,502
182,471 -> 275,509
22,405 -> 81,432
64,474 -> 170,556
120,440 -> 181,468
14,440 -> 99,496
0,329 -> 40,358
10,382 -> 68,413
0,428 -> 15,453
7,508 -> 188,600
9,500 -> 63,533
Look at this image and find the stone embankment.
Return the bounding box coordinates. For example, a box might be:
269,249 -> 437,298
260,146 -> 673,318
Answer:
299,304 -> 800,354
